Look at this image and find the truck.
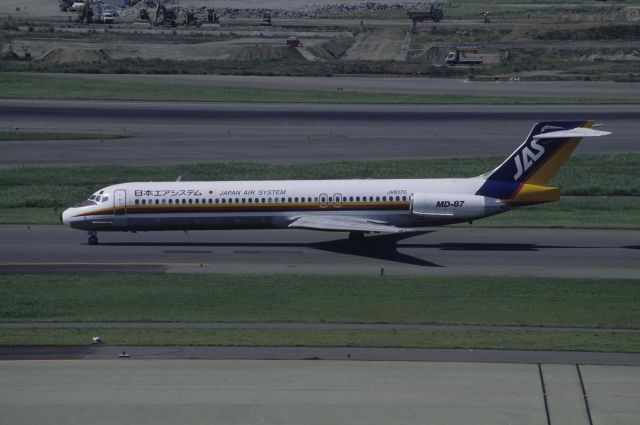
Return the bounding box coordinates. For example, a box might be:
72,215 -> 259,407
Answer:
445,48 -> 484,66
99,12 -> 114,24
286,37 -> 300,47
407,4 -> 445,23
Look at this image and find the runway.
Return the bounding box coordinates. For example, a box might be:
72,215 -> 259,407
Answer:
2,359 -> 640,425
1,225 -> 638,278
1,100 -> 638,166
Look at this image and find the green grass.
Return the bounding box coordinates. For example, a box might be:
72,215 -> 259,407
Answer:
0,208 -> 61,224
2,274 -> 640,329
0,131 -> 124,141
1,328 -> 639,352
0,74 -> 636,104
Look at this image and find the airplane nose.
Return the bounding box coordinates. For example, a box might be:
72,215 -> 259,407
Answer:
61,208 -> 72,226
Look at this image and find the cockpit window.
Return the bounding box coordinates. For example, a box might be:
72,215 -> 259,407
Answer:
83,193 -> 110,205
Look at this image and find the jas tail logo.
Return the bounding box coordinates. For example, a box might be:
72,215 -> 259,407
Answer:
513,139 -> 545,181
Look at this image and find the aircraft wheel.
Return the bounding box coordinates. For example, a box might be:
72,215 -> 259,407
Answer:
348,231 -> 365,240
88,235 -> 99,245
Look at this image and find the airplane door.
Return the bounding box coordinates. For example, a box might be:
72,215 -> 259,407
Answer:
333,193 -> 342,208
114,189 -> 126,215
319,193 -> 328,208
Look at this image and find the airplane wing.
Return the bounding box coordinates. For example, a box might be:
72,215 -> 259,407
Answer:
288,215 -> 412,233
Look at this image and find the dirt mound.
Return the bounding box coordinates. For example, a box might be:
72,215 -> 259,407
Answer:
410,46 -> 449,63
307,40 -> 349,60
225,44 -> 303,60
38,48 -> 110,64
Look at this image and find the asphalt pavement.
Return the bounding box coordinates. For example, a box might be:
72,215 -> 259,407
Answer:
0,101 -> 637,166
1,225 -> 638,278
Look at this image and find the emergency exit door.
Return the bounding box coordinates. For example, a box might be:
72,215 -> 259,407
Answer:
114,189 -> 126,215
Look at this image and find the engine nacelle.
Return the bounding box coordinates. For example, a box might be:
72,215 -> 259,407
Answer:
410,193 -> 507,220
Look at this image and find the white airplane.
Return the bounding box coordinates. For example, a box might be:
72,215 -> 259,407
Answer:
62,120 -> 610,245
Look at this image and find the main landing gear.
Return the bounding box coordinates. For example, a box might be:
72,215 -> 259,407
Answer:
348,231 -> 365,241
87,231 -> 99,245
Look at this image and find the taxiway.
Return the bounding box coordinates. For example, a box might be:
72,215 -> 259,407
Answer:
0,101 -> 637,167
1,225 -> 638,278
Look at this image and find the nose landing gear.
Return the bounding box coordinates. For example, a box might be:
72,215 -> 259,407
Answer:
88,231 -> 99,245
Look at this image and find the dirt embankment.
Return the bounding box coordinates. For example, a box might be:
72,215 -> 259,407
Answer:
37,47 -> 110,63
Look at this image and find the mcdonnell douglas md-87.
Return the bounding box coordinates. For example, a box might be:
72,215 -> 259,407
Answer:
62,120 -> 609,245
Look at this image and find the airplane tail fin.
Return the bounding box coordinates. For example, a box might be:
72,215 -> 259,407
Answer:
476,120 -> 610,205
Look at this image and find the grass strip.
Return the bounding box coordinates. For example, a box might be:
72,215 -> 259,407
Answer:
2,274 -> 639,329
0,131 -> 124,141
0,74 -> 636,104
1,328 -> 639,352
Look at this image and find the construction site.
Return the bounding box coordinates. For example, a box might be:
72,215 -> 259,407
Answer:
0,0 -> 639,80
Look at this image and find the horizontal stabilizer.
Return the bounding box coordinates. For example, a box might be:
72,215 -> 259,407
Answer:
288,215 -> 411,233
533,127 -> 611,139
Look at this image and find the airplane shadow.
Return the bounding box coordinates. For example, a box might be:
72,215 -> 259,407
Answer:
100,231 -> 606,268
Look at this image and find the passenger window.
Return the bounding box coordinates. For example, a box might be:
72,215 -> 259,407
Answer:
209,199 -> 212,203
222,199 -> 226,204
235,198 -> 239,203
188,199 -> 192,204
242,198 -> 246,203
135,199 -> 139,205
162,199 -> 166,204
402,196 -> 407,201
215,199 -> 219,204
382,196 -> 386,201
182,199 -> 186,204
155,199 -> 159,204
195,199 -> 199,204
141,200 -> 146,205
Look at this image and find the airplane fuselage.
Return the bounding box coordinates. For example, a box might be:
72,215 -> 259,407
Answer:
62,177 -> 507,232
